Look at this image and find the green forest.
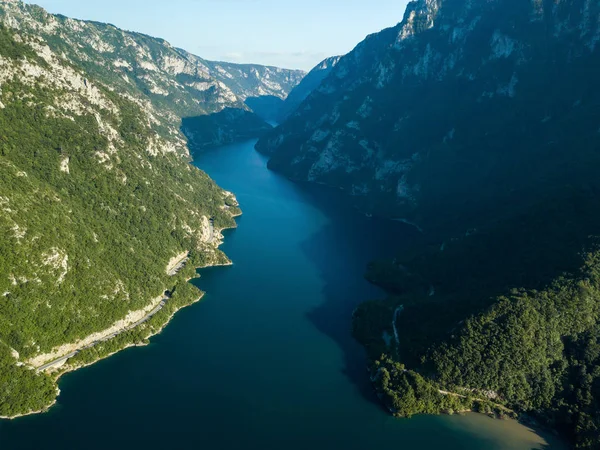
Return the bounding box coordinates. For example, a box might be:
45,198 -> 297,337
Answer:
354,189 -> 600,448
0,24 -> 238,417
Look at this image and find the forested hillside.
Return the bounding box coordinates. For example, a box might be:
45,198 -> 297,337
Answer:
0,0 -> 303,149
354,215 -> 600,447
0,0 -> 264,418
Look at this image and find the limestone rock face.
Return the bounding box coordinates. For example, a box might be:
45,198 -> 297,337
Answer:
257,0 -> 600,233
0,1 -> 304,152
276,55 -> 342,122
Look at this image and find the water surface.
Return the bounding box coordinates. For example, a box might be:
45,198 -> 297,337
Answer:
0,140 -> 563,449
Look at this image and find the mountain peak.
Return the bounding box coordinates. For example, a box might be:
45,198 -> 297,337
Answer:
396,0 -> 442,43
316,55 -> 342,70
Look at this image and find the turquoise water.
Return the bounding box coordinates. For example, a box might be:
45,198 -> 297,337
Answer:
0,140 -> 562,449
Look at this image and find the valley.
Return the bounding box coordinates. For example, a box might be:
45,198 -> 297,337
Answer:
0,0 -> 598,448
0,138 -> 563,449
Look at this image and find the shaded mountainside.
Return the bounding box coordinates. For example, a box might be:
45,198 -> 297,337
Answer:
276,55 -> 341,122
242,56 -> 340,123
258,0 -> 600,448
257,0 -> 600,234
182,108 -> 273,152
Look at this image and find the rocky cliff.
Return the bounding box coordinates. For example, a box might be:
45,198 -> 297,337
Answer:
276,55 -> 341,122
0,0 -> 304,149
257,0 -> 600,234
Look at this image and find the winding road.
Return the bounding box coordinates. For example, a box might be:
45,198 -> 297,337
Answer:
167,254 -> 189,277
207,218 -> 216,244
36,294 -> 169,372
37,220 -> 218,372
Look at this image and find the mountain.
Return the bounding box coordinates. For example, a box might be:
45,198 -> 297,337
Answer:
257,0 -> 600,447
0,0 -> 298,418
276,55 -> 341,122
257,0 -> 600,234
178,48 -> 306,124
176,50 -> 305,102
244,56 -> 341,124
0,1 -> 303,150
182,108 -> 273,151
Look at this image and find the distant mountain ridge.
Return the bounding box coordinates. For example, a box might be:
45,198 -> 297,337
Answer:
242,55 -> 340,124
275,55 -> 341,122
0,0 -> 304,149
176,48 -> 305,102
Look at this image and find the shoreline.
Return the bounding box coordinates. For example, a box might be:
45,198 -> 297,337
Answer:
1,214 -> 240,421
0,398 -> 58,421
28,293 -> 167,370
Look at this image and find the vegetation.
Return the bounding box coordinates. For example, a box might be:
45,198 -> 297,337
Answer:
0,343 -> 56,418
250,0 -> 600,446
65,252 -> 221,369
0,24 -> 36,60
182,108 -> 273,151
372,355 -> 474,417
354,191 -> 600,448
0,18 -> 237,417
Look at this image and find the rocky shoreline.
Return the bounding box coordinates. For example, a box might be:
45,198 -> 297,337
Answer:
1,204 -> 241,421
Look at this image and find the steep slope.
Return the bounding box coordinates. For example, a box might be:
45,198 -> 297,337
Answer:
257,0 -> 600,447
257,0 -> 600,234
176,48 -> 306,124
244,56 -> 341,123
185,54 -> 305,102
0,1 -> 303,149
276,55 -> 341,122
0,0 -> 253,418
181,108 -> 273,151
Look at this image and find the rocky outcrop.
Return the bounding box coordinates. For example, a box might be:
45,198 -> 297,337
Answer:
178,49 -> 305,102
0,1 -> 304,154
257,0 -> 600,234
276,55 -> 341,122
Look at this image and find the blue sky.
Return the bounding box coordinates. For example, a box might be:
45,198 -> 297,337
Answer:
24,0 -> 410,71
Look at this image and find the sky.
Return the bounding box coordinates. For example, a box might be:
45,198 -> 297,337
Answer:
23,0 -> 410,71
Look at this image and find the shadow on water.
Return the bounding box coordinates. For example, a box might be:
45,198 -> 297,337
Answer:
244,95 -> 285,122
293,182 -> 419,408
288,183 -> 567,450
193,135 -> 419,409
181,107 -> 272,151
186,139 -> 567,449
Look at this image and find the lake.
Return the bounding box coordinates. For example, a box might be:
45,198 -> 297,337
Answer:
0,139 -> 563,449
